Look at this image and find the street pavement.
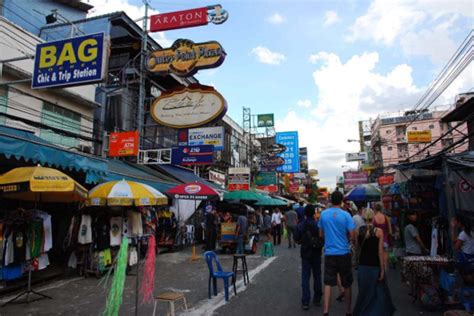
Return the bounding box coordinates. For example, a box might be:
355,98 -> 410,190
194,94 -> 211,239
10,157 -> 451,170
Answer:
0,241 -> 453,315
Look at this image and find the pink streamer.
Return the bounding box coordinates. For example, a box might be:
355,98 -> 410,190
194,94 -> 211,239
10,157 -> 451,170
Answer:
140,235 -> 156,304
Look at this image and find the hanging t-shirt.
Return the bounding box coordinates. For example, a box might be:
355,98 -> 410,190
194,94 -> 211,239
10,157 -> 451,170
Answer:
38,253 -> 49,270
92,215 -> 110,251
78,215 -> 92,245
39,212 -> 52,252
28,220 -> 44,258
430,227 -> 438,257
13,230 -> 27,264
4,232 -> 14,266
128,211 -> 143,237
110,217 -> 122,247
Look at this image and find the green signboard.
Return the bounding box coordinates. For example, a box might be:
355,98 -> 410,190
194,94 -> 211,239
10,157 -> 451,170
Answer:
254,171 -> 277,186
257,114 -> 274,127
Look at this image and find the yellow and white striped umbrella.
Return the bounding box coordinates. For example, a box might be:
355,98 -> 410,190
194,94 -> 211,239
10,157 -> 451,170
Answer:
86,180 -> 168,207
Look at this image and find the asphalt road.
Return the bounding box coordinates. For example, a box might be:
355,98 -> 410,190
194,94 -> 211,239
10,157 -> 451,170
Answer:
214,244 -> 445,316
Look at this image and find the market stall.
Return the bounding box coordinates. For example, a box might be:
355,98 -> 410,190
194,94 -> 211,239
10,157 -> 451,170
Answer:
0,165 -> 87,304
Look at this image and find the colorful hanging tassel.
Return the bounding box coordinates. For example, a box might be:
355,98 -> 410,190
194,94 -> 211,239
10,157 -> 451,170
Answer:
103,237 -> 129,316
140,235 -> 156,304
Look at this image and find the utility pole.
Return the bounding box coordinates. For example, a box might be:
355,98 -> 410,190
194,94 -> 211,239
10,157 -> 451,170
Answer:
137,0 -> 149,147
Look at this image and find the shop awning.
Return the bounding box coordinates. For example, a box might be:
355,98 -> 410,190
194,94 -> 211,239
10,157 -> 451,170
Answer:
0,126 -> 107,183
98,160 -> 178,192
154,164 -> 226,193
393,151 -> 474,171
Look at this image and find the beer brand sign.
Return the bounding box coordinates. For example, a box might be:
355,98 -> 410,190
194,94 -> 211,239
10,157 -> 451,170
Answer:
147,39 -> 226,77
151,86 -> 227,129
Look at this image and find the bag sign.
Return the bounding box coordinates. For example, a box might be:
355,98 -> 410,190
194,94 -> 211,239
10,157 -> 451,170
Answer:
109,131 -> 139,157
188,126 -> 224,150
32,33 -> 106,89
171,145 -> 214,166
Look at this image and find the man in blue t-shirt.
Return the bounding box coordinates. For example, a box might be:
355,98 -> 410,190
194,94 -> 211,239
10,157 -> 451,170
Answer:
318,191 -> 355,316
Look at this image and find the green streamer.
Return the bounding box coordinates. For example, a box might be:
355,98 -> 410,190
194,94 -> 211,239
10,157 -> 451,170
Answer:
103,237 -> 129,316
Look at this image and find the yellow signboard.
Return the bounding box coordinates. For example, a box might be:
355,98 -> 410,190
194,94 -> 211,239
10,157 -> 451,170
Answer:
407,130 -> 432,143
147,39 -> 226,77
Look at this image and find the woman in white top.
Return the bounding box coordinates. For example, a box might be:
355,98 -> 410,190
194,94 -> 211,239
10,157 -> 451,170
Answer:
453,215 -> 474,255
271,208 -> 283,246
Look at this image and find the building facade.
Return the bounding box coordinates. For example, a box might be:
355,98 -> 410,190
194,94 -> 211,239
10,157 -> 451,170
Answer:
370,109 -> 468,175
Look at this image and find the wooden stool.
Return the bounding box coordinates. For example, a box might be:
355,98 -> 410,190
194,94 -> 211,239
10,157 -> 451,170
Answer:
153,292 -> 188,316
232,254 -> 250,286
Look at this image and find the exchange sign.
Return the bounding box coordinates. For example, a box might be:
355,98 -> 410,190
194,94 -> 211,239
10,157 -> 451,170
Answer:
188,126 -> 224,150
147,39 -> 226,77
32,33 -> 107,89
171,145 -> 214,166
276,132 -> 300,173
151,86 -> 227,128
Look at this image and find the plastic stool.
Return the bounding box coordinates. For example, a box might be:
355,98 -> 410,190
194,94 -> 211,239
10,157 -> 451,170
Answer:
261,242 -> 274,257
153,292 -> 188,316
232,254 -> 250,286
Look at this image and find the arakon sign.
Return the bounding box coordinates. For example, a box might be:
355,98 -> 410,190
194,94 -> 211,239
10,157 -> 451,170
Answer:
149,5 -> 228,32
147,39 -> 226,77
151,86 -> 227,129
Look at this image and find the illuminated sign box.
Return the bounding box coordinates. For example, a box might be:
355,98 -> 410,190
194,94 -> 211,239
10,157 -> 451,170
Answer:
32,33 -> 106,89
407,130 -> 432,143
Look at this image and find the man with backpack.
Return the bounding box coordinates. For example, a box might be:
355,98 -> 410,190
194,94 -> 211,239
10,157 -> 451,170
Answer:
294,204 -> 323,310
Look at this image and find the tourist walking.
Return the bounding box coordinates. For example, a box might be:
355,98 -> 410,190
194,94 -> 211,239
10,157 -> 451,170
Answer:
285,207 -> 298,248
263,210 -> 272,241
404,210 -> 428,256
318,191 -> 355,316
235,208 -> 248,255
271,208 -> 283,245
296,201 -> 306,222
294,205 -> 323,310
373,204 -> 392,269
205,208 -> 218,251
353,209 -> 396,316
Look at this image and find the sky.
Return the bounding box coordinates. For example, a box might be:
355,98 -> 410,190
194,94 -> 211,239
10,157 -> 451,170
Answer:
87,0 -> 474,188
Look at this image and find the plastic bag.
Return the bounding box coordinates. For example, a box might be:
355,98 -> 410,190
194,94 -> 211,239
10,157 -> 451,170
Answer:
283,227 -> 288,239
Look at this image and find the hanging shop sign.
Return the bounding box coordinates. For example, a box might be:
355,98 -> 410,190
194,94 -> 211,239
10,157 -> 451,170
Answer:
276,131 -> 300,173
260,156 -> 285,171
299,147 -> 308,173
32,33 -> 107,89
209,170 -> 226,186
407,130 -> 432,143
188,126 -> 224,150
378,175 -> 395,186
148,39 -> 226,77
257,114 -> 274,127
228,167 -> 250,191
149,5 -> 228,32
254,172 -> 277,186
267,143 -> 286,155
171,145 -> 214,166
345,152 -> 368,162
256,185 -> 278,193
343,171 -> 369,186
151,85 -> 227,129
109,131 -> 139,157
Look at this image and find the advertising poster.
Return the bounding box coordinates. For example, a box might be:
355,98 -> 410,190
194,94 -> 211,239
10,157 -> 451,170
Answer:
171,145 -> 214,166
32,33 -> 106,89
276,131 -> 300,173
228,167 -> 250,191
109,131 -> 139,157
407,130 -> 432,143
343,171 -> 369,186
254,172 -> 277,186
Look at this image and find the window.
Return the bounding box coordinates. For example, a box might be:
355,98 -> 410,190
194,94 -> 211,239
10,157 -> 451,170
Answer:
0,86 -> 7,124
387,146 -> 393,151
397,143 -> 408,158
412,126 -> 418,131
429,124 -> 435,129
40,102 -> 81,148
442,138 -> 453,148
386,129 -> 391,134
396,125 -> 406,136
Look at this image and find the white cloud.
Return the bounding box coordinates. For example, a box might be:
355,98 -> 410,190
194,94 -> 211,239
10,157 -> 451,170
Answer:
324,11 -> 340,26
347,0 -> 473,64
297,99 -> 312,108
266,13 -> 286,25
251,46 -> 286,65
87,0 -> 171,47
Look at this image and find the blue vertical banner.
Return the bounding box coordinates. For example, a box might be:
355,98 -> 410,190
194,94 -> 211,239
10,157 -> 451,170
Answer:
276,131 -> 300,173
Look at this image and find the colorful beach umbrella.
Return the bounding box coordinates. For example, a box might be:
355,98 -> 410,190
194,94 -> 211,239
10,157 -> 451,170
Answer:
0,165 -> 87,202
345,184 -> 381,202
86,180 -> 168,206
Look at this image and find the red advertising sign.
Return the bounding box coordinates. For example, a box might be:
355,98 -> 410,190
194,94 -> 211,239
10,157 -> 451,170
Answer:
228,183 -> 250,191
150,7 -> 208,32
109,131 -> 139,157
256,185 -> 278,193
378,175 -> 395,186
343,171 -> 369,186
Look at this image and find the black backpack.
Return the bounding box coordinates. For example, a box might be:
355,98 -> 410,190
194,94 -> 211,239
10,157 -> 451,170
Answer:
302,223 -> 324,251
